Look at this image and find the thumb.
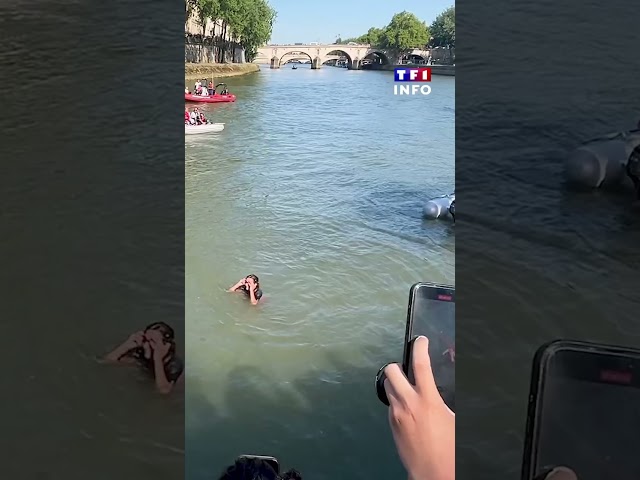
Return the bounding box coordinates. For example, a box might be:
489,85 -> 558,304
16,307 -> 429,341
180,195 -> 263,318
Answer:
412,336 -> 441,399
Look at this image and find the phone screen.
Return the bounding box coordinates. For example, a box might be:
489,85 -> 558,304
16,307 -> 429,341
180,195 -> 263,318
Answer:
404,283 -> 455,410
527,346 -> 640,480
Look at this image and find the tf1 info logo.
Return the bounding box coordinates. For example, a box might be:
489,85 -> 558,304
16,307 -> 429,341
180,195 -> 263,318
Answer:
393,68 -> 432,96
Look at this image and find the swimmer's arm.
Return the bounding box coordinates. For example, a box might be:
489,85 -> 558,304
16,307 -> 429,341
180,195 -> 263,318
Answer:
152,356 -> 174,395
103,342 -> 137,364
227,279 -> 245,292
248,288 -> 259,305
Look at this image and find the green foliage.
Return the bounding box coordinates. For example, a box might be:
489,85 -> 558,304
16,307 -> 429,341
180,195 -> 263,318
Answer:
362,27 -> 385,46
195,0 -> 220,35
342,7 -> 453,51
381,11 -> 429,50
430,6 -> 455,47
234,0 -> 276,61
189,0 -> 276,61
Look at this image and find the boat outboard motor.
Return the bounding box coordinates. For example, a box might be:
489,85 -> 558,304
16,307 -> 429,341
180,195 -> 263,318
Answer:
423,193 -> 455,220
565,130 -> 640,188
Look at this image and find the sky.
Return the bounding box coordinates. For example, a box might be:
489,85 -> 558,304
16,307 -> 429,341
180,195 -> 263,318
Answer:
267,0 -> 454,45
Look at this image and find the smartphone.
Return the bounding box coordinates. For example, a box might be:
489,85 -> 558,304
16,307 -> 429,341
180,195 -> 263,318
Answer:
236,455 -> 279,474
521,340 -> 640,480
403,282 -> 455,410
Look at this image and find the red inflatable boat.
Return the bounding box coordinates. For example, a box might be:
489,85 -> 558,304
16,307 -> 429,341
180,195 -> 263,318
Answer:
185,93 -> 236,103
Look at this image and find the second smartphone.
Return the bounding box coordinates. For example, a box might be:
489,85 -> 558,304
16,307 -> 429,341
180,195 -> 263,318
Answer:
403,282 -> 455,410
521,340 -> 640,480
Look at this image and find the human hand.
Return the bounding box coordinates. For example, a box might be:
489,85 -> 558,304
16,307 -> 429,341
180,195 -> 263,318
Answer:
144,330 -> 171,358
384,336 -> 454,480
245,277 -> 255,289
126,331 -> 145,348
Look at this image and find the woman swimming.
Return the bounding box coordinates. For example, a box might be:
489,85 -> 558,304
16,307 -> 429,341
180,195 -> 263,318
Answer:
228,274 -> 263,305
102,321 -> 184,394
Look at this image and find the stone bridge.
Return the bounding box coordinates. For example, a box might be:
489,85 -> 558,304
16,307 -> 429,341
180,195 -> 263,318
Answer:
253,44 -> 431,70
280,54 -> 343,65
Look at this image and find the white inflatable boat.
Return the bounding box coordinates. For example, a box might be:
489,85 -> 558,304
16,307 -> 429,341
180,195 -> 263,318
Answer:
185,123 -> 225,135
565,129 -> 640,188
423,193 -> 455,220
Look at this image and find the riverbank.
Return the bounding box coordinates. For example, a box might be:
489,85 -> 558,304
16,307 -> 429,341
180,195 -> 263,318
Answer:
185,63 -> 260,80
364,64 -> 455,76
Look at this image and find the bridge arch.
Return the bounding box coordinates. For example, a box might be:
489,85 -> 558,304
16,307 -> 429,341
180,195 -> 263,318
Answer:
322,49 -> 353,66
280,51 -> 313,65
403,53 -> 428,64
363,49 -> 390,65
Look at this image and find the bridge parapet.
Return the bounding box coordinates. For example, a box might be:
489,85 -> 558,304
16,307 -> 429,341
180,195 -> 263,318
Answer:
254,44 -> 435,69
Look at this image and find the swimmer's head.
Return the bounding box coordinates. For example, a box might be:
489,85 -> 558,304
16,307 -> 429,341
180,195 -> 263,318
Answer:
218,457 -> 278,480
144,322 -> 174,342
218,457 -> 301,480
245,274 -> 260,289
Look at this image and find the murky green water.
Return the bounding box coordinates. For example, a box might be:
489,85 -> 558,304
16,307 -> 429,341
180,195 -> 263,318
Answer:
185,65 -> 454,480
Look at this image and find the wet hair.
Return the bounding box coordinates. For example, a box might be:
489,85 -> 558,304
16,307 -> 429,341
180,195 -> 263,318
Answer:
217,458 -> 302,480
280,470 -> 302,480
245,274 -> 260,291
143,322 -> 176,360
144,322 -> 174,341
218,457 -> 278,480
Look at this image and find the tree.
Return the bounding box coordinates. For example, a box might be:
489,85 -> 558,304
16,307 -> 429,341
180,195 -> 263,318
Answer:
358,27 -> 384,46
185,0 -> 276,62
235,0 -> 276,61
381,11 -> 429,50
195,0 -> 220,37
185,0 -> 197,28
430,6 -> 455,47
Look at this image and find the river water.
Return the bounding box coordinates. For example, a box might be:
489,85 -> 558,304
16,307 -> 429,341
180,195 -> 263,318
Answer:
456,1 -> 640,477
185,65 -> 455,479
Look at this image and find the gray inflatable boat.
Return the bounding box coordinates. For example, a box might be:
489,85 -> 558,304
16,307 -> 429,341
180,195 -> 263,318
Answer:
423,193 -> 455,220
565,130 -> 640,188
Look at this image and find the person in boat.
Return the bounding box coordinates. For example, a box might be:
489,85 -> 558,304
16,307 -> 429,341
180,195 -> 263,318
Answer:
194,79 -> 201,94
200,86 -> 210,97
228,274 -> 263,305
627,144 -> 640,205
184,109 -> 191,124
102,321 -> 184,394
190,108 -> 201,125
208,80 -> 214,95
193,108 -> 206,125
220,85 -> 229,95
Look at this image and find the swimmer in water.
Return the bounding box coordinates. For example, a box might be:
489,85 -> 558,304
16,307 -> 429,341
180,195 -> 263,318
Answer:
228,274 -> 263,305
102,321 -> 184,394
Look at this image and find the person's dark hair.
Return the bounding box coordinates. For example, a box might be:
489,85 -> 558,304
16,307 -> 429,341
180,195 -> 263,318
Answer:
280,469 -> 302,480
217,457 -> 302,480
245,274 -> 260,290
218,457 -> 278,480
144,321 -> 174,341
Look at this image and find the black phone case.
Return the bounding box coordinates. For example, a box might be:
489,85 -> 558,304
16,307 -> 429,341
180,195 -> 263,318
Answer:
520,339 -> 640,480
402,281 -> 454,382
